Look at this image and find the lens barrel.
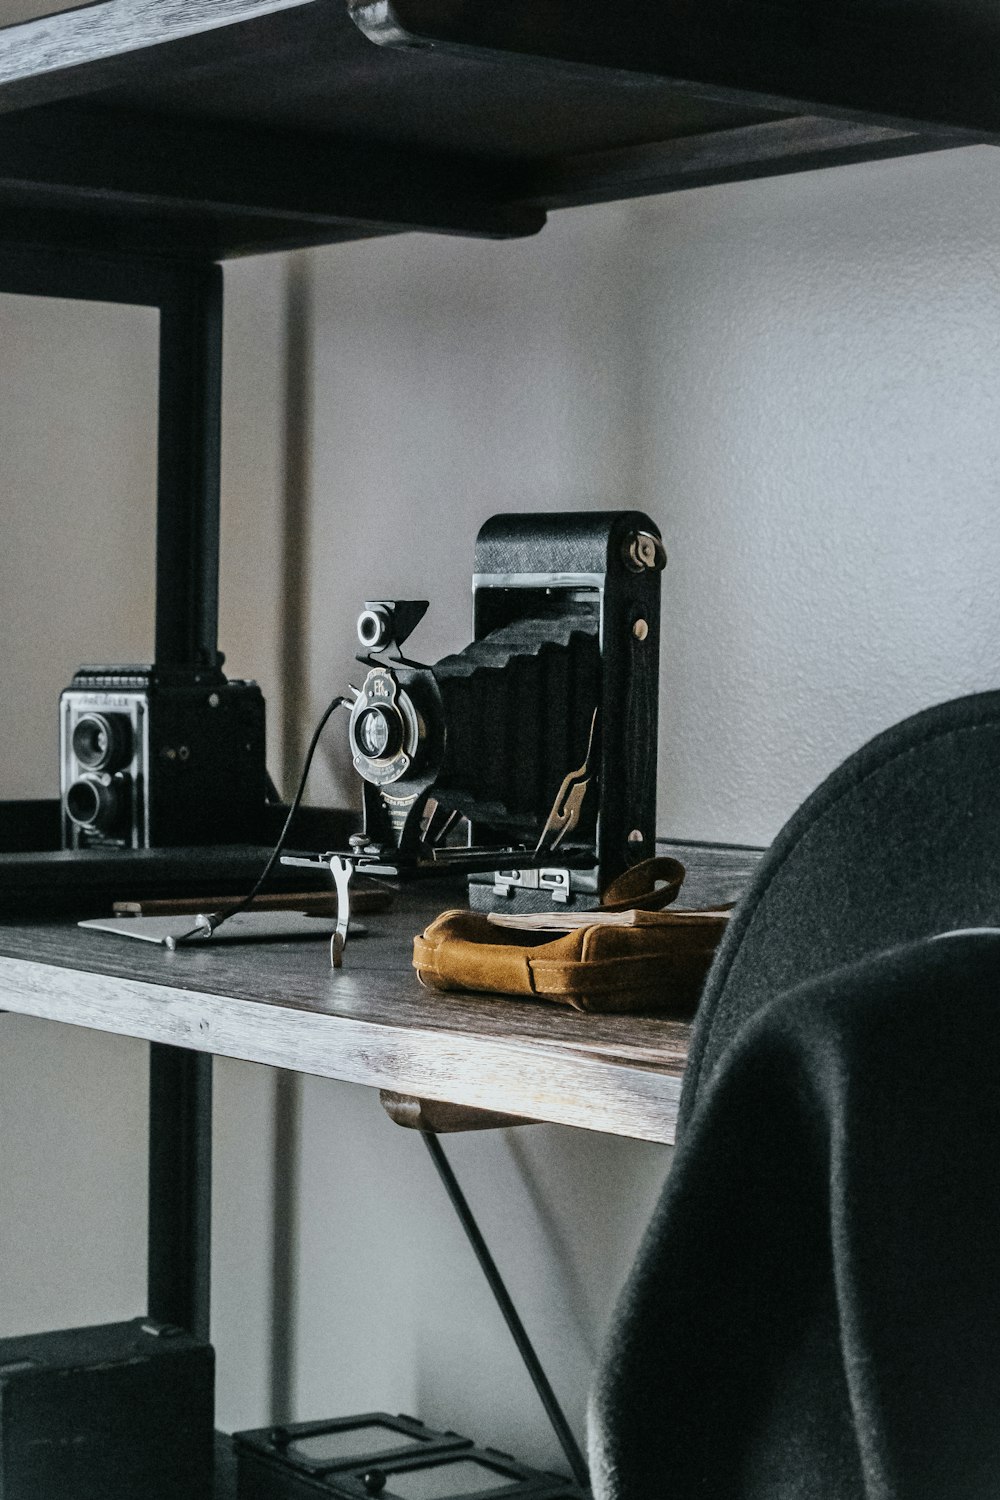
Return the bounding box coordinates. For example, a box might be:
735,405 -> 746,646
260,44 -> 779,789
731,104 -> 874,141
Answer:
65,774 -> 125,832
355,705 -> 403,760
72,712 -> 133,772
357,607 -> 392,651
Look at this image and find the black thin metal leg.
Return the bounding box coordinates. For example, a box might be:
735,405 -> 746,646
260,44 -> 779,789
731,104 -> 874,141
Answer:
148,1045 -> 213,1342
421,1131 -> 590,1489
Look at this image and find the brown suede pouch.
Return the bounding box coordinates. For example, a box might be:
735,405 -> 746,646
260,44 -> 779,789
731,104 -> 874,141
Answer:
412,859 -> 729,1014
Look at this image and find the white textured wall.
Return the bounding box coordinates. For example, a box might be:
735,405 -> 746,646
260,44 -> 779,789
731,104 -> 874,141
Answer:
3,141 -> 1000,1470
0,297 -> 156,1344
0,294 -> 157,798
297,144 -> 1000,847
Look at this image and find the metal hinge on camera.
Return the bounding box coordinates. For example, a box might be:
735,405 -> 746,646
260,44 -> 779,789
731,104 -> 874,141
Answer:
493,867 -> 572,903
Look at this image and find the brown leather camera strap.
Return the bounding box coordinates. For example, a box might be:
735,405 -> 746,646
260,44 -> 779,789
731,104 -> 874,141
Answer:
599,856 -> 686,913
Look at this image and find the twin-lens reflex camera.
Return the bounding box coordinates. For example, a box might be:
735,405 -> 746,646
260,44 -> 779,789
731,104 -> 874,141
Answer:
60,661 -> 267,850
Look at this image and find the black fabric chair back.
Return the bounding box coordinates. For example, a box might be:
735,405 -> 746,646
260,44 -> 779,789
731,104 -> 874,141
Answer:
682,688 -> 1000,1127
591,691 -> 1000,1500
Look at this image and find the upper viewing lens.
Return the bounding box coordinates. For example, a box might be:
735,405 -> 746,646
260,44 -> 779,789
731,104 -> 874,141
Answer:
72,713 -> 132,771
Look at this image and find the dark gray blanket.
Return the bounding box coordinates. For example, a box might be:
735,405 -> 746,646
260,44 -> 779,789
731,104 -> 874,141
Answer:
592,691 -> 1000,1498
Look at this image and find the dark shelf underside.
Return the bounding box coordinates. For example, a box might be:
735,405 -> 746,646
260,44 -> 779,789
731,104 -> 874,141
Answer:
0,0 -> 982,259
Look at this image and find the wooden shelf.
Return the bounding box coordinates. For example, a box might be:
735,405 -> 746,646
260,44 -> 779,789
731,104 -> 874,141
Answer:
0,0 -> 983,259
0,840 -> 760,1144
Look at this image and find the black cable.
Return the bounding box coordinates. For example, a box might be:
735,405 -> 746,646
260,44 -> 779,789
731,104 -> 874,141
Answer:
421,1130 -> 590,1490
169,693 -> 347,947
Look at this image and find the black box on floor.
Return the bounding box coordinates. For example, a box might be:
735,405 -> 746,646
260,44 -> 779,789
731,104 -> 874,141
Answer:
233,1414 -> 586,1500
0,1318 -> 214,1500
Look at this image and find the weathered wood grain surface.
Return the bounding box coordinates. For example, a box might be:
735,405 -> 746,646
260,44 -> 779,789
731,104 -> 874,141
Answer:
0,0 -> 309,107
0,841 -> 762,1144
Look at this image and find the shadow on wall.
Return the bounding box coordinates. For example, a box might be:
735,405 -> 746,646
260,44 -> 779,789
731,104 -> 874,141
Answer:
248,147 -> 1000,1452
0,295 -> 157,799
286,206 -> 653,814
286,152 -> 1000,845
281,1078 -> 670,1472
266,232 -> 674,1466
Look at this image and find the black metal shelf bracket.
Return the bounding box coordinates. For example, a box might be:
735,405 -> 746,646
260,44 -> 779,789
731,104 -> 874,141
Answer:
421,1130 -> 590,1489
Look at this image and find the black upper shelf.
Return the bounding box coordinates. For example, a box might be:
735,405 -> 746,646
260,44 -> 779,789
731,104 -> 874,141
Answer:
0,0 -> 992,260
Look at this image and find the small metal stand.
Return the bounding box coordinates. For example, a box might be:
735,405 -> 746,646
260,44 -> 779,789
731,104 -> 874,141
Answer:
328,854 -> 354,968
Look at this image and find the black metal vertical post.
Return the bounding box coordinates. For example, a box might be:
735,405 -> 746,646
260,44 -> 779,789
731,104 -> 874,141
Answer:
148,1045 -> 213,1341
0,243 -> 223,1343
155,261 -> 223,669
148,258 -> 222,1340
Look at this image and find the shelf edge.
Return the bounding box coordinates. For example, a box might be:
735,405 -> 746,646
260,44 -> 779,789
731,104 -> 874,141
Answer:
0,955 -> 684,1143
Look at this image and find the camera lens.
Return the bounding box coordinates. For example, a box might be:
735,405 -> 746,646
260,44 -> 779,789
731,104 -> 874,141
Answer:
357,607 -> 391,650
65,775 -> 123,832
355,706 -> 401,760
72,713 -> 132,772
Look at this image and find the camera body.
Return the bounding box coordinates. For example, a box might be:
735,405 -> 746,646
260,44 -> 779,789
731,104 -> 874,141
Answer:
346,511 -> 665,911
60,663 -> 267,849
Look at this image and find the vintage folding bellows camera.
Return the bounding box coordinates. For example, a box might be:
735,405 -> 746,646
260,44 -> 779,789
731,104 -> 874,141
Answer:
60,661 -> 267,849
233,1412 -> 587,1499
331,511 -> 664,915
